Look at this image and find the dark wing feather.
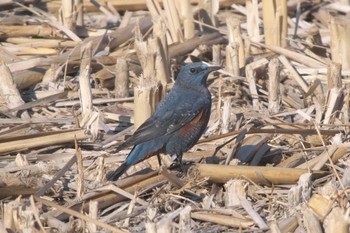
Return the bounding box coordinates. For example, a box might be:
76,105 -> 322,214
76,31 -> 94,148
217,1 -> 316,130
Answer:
116,88 -> 208,151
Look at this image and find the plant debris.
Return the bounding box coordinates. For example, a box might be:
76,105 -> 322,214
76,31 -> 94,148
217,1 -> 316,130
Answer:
0,0 -> 349,232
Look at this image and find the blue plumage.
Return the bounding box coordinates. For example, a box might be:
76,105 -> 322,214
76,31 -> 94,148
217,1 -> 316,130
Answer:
108,63 -> 219,180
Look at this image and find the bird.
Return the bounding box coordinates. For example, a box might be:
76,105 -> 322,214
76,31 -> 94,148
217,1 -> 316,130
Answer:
108,63 -> 220,180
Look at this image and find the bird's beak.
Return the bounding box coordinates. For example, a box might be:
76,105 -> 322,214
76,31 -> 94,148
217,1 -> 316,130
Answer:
206,66 -> 221,73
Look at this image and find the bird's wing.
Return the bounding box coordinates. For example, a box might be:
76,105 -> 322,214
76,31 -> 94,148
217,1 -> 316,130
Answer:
116,94 -> 208,151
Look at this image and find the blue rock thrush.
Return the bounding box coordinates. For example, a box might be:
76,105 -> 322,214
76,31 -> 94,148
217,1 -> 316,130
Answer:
108,63 -> 220,180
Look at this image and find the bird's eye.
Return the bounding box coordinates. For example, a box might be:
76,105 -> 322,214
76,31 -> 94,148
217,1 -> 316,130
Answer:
190,68 -> 196,73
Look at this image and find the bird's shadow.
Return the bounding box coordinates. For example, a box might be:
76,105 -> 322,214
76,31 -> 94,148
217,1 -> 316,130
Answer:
204,135 -> 238,165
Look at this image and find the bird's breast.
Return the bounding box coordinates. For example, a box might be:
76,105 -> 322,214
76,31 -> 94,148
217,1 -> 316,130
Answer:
178,107 -> 209,138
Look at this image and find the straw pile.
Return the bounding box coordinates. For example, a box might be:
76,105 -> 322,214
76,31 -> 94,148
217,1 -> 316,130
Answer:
0,0 -> 349,232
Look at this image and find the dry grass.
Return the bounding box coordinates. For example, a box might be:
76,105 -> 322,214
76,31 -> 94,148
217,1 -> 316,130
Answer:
0,0 -> 349,232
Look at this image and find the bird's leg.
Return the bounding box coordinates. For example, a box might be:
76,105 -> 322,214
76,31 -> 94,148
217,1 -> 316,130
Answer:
156,153 -> 162,167
177,153 -> 185,173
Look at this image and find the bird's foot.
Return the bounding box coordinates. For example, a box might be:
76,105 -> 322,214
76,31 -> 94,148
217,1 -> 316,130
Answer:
179,162 -> 186,173
168,160 -> 191,174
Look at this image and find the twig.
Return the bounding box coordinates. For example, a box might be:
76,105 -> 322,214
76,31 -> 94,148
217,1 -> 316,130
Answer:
34,196 -> 126,233
34,155 -> 77,196
198,128 -> 342,144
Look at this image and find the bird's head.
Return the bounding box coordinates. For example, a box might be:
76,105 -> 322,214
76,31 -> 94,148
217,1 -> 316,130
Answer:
175,63 -> 220,87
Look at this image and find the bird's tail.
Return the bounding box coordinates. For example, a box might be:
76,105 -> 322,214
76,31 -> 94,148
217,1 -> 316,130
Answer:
108,142 -> 163,181
107,162 -> 130,181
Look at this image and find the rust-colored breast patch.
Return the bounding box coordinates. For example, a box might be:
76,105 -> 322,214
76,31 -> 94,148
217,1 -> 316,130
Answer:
179,109 -> 206,137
